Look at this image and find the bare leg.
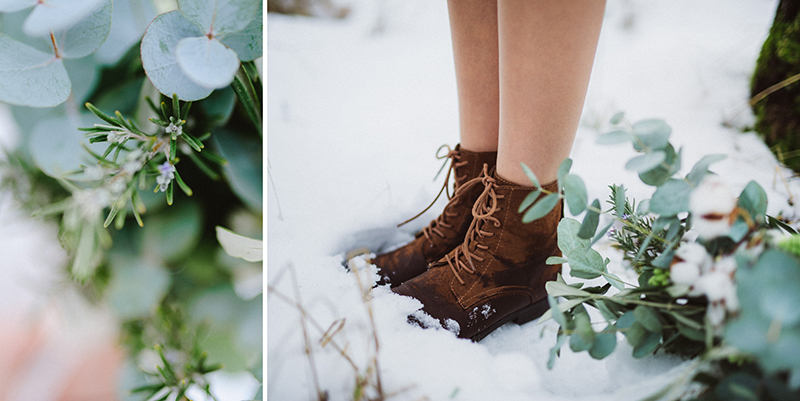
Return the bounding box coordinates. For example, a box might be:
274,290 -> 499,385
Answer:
496,0 -> 605,185
447,0 -> 499,152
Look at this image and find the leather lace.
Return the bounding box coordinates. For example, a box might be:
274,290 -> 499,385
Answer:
445,164 -> 504,285
398,145 -> 469,243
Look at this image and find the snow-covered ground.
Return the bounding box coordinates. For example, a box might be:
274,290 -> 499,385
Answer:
267,1 -> 799,400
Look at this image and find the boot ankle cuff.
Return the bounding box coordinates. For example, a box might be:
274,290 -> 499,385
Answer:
494,171 -> 558,192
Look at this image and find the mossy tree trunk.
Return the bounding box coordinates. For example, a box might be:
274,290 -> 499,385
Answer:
751,0 -> 800,172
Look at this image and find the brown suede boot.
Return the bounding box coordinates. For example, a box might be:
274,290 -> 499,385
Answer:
372,145 -> 497,287
392,166 -> 562,341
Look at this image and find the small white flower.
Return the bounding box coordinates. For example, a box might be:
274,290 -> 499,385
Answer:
83,165 -> 106,180
73,188 -> 111,220
696,271 -> 732,302
126,149 -> 144,162
122,160 -> 142,175
713,256 -> 738,275
107,130 -> 130,144
707,301 -> 726,327
106,178 -> 127,196
675,242 -> 712,273
670,262 -> 700,287
156,162 -> 176,192
689,175 -> 736,239
165,122 -> 182,136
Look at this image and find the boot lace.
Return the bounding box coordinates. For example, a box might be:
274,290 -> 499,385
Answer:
445,164 -> 504,285
398,145 -> 470,242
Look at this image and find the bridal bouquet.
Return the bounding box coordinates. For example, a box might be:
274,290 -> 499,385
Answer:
522,114 -> 800,400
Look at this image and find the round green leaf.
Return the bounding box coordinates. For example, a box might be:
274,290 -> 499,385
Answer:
597,129 -> 631,145
107,259 -> 171,320
94,0 -> 158,64
28,114 -> 106,177
53,0 -> 112,59
738,181 -> 768,222
142,201 -> 203,262
589,328 -> 617,359
633,305 -> 663,333
557,217 -> 590,255
178,0 -> 260,36
563,174 -> 587,215
218,3 -> 262,61
625,150 -> 666,173
0,0 -> 35,13
567,247 -> 605,279
176,36 -> 240,89
609,111 -> 625,124
22,0 -> 105,37
686,153 -> 727,186
649,178 -> 692,217
632,119 -> 671,151
214,128 -> 263,210
0,33 -> 71,107
577,199 -> 600,239
140,11 -> 213,101
522,192 -> 560,223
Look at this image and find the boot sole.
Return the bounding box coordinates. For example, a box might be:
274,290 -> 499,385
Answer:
469,297 -> 550,342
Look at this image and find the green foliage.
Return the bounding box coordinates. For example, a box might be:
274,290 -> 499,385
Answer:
537,113 -> 800,397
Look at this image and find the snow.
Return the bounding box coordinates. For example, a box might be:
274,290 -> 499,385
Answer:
267,1 -> 799,400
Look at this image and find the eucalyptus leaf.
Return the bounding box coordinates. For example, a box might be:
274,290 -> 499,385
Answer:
546,256 -> 568,265
0,0 -> 36,12
639,144 -> 680,186
557,218 -> 590,255
140,11 -> 213,101
570,304 -> 595,352
631,119 -> 671,151
52,0 -> 112,59
563,174 -> 587,215
547,295 -> 567,327
577,199 -> 600,239
632,331 -> 661,358
605,272 -> 625,290
28,114 -> 105,177
625,151 -> 666,173
545,281 -> 593,298
633,305 -> 663,333
218,2 -> 262,61
200,85 -> 236,126
520,163 -> 540,188
589,328 -> 617,359
597,129 -> 630,145
738,181 -> 768,222
0,33 -> 71,107
176,36 -> 240,89
93,0 -> 158,64
649,179 -> 692,217
609,111 -> 624,124
22,0 -> 105,37
591,221 -> 614,245
686,154 -> 727,186
142,201 -> 203,262
107,259 -> 171,320
556,158 -> 572,189
178,0 -> 260,36
547,333 -> 568,369
566,247 -> 605,280
522,192 -> 560,223
214,128 -> 263,210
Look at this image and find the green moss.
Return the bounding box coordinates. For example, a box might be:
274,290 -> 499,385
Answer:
777,19 -> 800,64
751,5 -> 800,173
